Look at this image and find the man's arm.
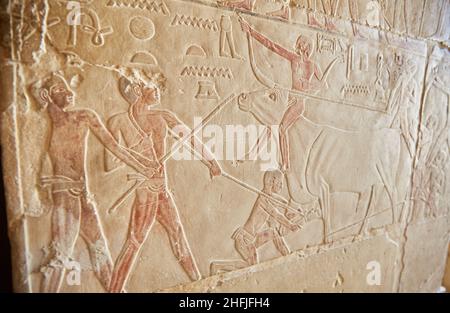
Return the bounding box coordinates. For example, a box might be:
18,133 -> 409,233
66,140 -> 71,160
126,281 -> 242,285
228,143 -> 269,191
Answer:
37,151 -> 54,215
260,198 -> 299,231
84,110 -> 157,175
161,111 -> 221,176
104,116 -> 125,172
240,19 -> 296,61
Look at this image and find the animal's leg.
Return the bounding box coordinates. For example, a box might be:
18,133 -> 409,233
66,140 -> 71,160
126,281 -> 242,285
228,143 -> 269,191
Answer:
355,189 -> 371,214
319,179 -> 331,243
356,185 -> 377,238
376,165 -> 397,224
272,231 -> 291,256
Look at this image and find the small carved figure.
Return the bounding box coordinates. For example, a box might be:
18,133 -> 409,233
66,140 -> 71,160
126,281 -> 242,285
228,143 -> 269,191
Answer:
426,151 -> 447,217
219,15 -> 242,59
210,170 -> 303,274
36,73 -> 153,293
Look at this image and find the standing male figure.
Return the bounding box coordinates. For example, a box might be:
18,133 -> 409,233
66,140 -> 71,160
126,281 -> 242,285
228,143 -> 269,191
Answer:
106,71 -> 222,292
37,73 -> 154,292
388,58 -> 418,157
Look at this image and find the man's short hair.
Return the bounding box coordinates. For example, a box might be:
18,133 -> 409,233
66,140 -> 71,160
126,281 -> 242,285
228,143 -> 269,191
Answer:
118,68 -> 166,105
31,72 -> 68,109
263,170 -> 282,187
40,73 -> 67,92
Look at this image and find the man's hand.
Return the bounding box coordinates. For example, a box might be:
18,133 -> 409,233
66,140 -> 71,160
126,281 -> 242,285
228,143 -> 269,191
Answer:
143,161 -> 162,179
288,222 -> 301,232
209,161 -> 222,178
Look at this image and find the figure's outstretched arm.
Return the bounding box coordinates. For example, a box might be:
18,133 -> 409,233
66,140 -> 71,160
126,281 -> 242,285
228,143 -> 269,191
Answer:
85,110 -> 157,175
240,18 -> 296,61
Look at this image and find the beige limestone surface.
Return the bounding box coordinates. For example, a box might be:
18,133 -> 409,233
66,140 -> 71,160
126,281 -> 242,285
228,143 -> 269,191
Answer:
0,0 -> 449,292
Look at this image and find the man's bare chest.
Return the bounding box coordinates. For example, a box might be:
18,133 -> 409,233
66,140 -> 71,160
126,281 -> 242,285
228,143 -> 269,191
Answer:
119,114 -> 166,147
292,60 -> 314,80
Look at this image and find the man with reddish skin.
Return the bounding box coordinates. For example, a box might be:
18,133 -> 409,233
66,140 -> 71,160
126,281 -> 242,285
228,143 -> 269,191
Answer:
106,73 -> 222,292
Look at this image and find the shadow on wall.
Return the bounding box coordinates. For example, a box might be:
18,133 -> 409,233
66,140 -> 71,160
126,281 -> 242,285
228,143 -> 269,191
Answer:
0,148 -> 13,293
444,244 -> 450,291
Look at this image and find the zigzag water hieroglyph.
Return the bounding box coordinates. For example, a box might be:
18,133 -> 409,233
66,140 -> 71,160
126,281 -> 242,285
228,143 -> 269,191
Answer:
171,14 -> 219,32
181,65 -> 233,79
341,84 -> 370,96
106,0 -> 170,15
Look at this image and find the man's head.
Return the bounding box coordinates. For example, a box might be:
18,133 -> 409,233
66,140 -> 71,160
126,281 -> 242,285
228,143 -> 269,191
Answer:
39,73 -> 74,110
119,69 -> 164,108
295,35 -> 313,58
426,114 -> 437,130
405,59 -> 417,77
263,170 -> 283,193
434,150 -> 448,167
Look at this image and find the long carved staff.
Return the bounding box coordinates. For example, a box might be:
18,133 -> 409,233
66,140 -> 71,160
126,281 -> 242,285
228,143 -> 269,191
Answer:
108,94 -> 236,214
169,129 -> 310,222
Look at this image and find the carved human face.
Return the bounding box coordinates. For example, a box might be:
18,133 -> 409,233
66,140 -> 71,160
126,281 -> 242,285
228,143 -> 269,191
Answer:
48,80 -> 74,110
138,83 -> 160,109
295,36 -> 312,58
434,151 -> 447,167
271,175 -> 283,193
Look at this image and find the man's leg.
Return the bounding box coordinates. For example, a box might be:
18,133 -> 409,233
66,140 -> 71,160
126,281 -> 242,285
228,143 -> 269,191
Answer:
40,193 -> 80,293
79,193 -> 114,291
272,232 -> 291,256
234,234 -> 258,265
156,191 -> 201,281
254,229 -> 290,256
109,188 -> 158,293
279,99 -> 305,171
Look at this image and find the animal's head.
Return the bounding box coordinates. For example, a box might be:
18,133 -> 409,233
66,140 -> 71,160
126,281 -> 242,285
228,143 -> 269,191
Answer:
237,87 -> 289,114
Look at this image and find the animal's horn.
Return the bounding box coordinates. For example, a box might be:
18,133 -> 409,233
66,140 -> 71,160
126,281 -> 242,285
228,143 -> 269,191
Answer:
246,32 -> 276,89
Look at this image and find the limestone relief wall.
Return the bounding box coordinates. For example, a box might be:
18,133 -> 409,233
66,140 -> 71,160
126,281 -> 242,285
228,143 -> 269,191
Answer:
0,0 -> 449,292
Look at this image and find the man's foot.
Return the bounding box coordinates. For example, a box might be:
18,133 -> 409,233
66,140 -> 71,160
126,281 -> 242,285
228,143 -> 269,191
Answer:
267,6 -> 290,21
325,18 -> 337,31
308,12 -> 324,28
180,256 -> 202,281
210,262 -> 227,276
218,0 -> 253,11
